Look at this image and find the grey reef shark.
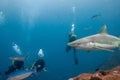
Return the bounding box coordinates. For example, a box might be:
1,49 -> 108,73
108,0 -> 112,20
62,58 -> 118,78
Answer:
68,25 -> 120,52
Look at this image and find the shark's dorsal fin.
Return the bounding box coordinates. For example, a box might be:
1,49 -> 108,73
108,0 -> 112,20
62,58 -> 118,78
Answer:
99,25 -> 108,34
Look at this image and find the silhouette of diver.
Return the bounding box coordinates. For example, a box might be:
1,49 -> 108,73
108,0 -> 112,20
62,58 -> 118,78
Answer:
31,49 -> 46,72
31,58 -> 46,72
5,57 -> 24,75
66,23 -> 78,65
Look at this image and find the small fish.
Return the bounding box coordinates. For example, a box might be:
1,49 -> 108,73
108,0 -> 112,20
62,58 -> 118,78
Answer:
91,14 -> 101,20
7,69 -> 36,80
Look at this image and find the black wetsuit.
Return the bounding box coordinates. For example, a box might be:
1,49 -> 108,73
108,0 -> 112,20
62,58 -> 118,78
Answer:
5,60 -> 24,75
66,33 -> 78,64
66,33 -> 77,53
32,58 -> 45,72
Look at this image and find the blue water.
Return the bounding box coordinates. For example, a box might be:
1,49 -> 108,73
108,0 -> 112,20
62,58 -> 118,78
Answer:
0,0 -> 120,80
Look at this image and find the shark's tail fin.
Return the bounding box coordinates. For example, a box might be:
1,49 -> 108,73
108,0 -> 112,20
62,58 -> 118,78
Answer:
99,25 -> 108,34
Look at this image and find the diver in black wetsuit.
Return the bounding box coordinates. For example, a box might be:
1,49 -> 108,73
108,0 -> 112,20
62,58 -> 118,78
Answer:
66,23 -> 78,65
66,32 -> 77,53
31,58 -> 46,72
31,49 -> 46,72
5,57 -> 24,75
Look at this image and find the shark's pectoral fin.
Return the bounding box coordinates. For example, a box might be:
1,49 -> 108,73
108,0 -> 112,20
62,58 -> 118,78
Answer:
95,46 -> 114,52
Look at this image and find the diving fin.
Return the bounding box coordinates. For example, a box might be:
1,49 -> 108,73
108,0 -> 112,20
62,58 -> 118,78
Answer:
73,50 -> 79,65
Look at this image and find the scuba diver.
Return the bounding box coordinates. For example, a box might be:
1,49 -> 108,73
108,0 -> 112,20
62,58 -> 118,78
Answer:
32,58 -> 45,72
31,49 -> 46,72
66,23 -> 77,53
5,57 -> 25,75
66,23 -> 78,65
